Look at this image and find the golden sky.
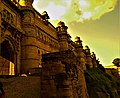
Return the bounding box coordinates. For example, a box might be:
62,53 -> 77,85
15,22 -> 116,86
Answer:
33,0 -> 120,66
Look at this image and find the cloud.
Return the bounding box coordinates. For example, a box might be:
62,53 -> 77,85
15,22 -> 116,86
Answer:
33,0 -> 117,22
33,0 -> 71,20
40,3 -> 66,20
63,0 -> 117,22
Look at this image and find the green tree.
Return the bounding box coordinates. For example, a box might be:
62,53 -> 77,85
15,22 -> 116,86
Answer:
112,58 -> 120,67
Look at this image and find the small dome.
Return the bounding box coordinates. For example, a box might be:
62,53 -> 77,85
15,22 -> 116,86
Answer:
57,21 -> 65,27
75,36 -> 80,42
19,0 -> 34,7
84,45 -> 89,50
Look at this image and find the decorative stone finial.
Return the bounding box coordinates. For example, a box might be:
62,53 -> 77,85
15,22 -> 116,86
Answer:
75,36 -> 82,43
91,52 -> 96,58
75,36 -> 80,41
84,45 -> 89,50
56,21 -> 68,32
84,45 -> 90,55
41,11 -> 50,20
57,21 -> 65,27
19,0 -> 34,7
74,36 -> 83,47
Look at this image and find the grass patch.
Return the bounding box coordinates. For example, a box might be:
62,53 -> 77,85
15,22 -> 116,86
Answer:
85,67 -> 117,94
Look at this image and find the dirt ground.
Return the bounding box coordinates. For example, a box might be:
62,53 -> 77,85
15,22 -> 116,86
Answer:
1,76 -> 41,98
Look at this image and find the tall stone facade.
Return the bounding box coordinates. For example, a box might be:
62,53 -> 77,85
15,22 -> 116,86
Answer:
0,0 -> 59,74
0,0 -> 101,98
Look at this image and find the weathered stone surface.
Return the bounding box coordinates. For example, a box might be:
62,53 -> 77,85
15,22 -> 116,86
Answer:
41,50 -> 89,98
1,1 -> 119,98
1,76 -> 41,98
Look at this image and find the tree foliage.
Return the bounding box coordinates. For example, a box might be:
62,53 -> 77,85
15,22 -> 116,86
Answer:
84,68 -> 118,98
112,58 -> 120,66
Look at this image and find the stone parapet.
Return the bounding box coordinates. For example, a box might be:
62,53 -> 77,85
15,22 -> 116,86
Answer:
41,50 -> 89,98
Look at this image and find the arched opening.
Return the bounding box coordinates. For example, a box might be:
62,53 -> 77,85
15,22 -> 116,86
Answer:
1,40 -> 14,62
0,40 -> 15,75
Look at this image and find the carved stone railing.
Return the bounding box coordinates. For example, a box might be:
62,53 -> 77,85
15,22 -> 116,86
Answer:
1,9 -> 14,25
36,27 -> 59,49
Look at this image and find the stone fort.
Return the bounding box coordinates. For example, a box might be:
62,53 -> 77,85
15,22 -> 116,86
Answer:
0,0 -> 104,98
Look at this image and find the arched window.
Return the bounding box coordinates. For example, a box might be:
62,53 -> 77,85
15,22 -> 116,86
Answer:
0,40 -> 14,63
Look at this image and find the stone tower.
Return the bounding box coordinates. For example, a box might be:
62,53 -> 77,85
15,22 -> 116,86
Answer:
84,46 -> 93,68
74,37 -> 89,98
74,36 -> 86,70
56,21 -> 69,51
20,0 -> 38,73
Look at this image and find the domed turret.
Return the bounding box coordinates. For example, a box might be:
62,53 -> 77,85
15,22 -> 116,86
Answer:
19,0 -> 34,7
74,36 -> 83,47
57,21 -> 65,27
56,21 -> 68,32
84,45 -> 89,49
84,45 -> 90,55
75,36 -> 82,43
56,21 -> 69,51
75,36 -> 80,41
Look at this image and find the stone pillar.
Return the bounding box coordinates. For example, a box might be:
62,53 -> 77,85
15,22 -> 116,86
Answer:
41,60 -> 66,98
41,63 -> 57,98
73,42 -> 90,98
16,52 -> 21,74
0,3 -> 1,44
117,67 -> 120,76
91,52 -> 98,68
55,77 -> 73,98
77,67 -> 89,98
41,51 -> 76,98
74,36 -> 86,70
84,46 -> 93,68
77,72 -> 89,98
56,21 -> 69,51
20,0 -> 39,73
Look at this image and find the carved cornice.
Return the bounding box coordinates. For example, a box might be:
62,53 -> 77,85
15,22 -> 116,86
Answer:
1,19 -> 23,36
1,20 -> 24,52
42,49 -> 76,62
2,0 -> 21,13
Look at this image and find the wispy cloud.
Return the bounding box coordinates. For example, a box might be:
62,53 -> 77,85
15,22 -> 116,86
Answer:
33,0 -> 117,22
